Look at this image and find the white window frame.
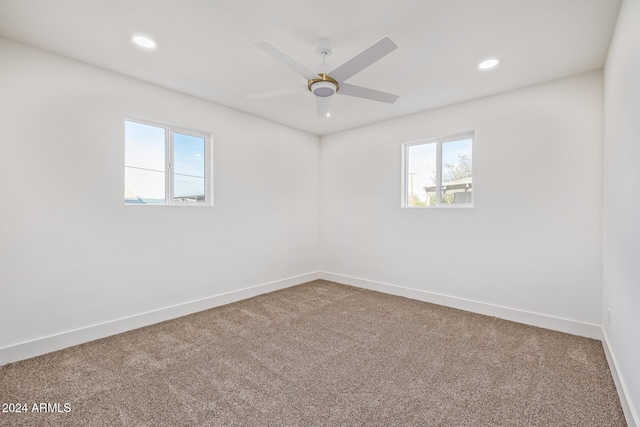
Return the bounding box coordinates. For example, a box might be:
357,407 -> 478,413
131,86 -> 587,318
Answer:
401,131 -> 474,208
125,117 -> 213,206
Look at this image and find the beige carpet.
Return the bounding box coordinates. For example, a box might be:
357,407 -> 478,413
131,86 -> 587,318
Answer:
0,280 -> 626,426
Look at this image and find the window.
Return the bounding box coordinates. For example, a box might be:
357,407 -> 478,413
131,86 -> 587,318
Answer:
403,132 -> 473,207
124,119 -> 211,205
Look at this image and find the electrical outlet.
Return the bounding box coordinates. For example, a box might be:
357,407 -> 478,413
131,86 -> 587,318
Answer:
607,308 -> 611,326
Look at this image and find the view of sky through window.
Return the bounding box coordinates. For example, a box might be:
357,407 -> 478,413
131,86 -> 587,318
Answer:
173,132 -> 205,201
125,121 -> 166,203
406,137 -> 472,206
124,121 -> 206,204
407,143 -> 436,204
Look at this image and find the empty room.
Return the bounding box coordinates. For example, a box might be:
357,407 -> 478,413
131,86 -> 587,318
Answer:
0,0 -> 638,425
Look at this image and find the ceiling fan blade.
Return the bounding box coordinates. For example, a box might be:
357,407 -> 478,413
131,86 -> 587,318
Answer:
316,97 -> 331,119
255,40 -> 320,81
338,83 -> 399,104
246,85 -> 307,100
329,36 -> 397,83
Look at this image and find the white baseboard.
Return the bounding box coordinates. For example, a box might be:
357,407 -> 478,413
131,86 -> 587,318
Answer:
602,328 -> 639,427
0,272 -> 320,366
319,272 -> 602,340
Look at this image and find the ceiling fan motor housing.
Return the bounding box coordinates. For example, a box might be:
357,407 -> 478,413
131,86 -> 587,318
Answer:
309,74 -> 339,97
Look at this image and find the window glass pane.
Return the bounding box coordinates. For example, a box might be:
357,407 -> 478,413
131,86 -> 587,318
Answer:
125,121 -> 165,204
407,143 -> 437,206
173,132 -> 205,203
441,138 -> 473,204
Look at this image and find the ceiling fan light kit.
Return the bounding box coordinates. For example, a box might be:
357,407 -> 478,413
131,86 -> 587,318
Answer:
308,74 -> 339,97
251,36 -> 399,119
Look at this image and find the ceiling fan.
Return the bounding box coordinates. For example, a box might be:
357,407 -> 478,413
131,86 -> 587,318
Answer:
248,37 -> 400,119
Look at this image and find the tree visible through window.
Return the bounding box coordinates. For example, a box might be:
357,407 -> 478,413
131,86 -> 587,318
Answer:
124,119 -> 211,205
404,133 -> 473,207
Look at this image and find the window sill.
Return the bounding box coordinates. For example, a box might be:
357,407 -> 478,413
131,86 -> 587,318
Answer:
402,204 -> 474,209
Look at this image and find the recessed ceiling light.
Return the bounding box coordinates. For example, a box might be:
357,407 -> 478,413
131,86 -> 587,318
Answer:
326,112 -> 331,117
132,34 -> 157,50
478,58 -> 499,70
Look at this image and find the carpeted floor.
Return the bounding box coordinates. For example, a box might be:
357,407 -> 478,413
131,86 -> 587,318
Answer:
0,280 -> 626,426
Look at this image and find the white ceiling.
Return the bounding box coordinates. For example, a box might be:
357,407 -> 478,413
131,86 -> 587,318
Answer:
0,0 -> 622,136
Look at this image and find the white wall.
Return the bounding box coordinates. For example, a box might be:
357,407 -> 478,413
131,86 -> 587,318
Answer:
321,71 -> 603,325
0,38 -> 319,353
603,0 -> 640,423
